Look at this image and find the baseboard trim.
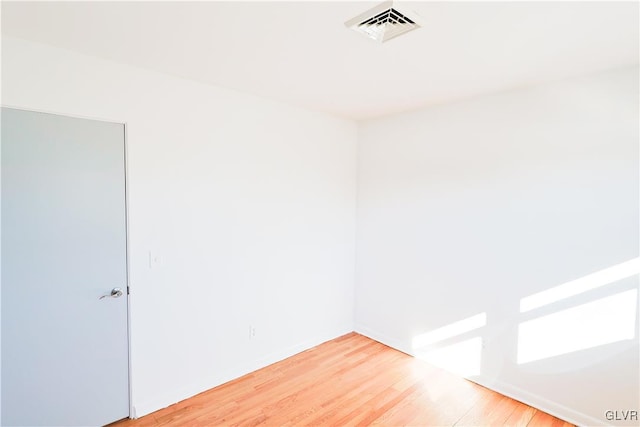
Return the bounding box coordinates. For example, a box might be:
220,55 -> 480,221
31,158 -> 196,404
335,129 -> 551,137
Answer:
355,323 -> 412,355
470,375 -> 606,426
354,323 -> 606,427
132,327 -> 352,418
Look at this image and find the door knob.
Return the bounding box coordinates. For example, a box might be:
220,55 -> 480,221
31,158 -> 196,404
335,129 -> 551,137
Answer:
99,288 -> 123,299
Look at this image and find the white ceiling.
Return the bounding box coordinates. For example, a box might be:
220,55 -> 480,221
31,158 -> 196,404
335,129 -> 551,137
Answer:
2,1 -> 638,120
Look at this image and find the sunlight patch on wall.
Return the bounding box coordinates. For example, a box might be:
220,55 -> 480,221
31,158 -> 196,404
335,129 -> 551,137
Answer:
520,258 -> 640,312
517,289 -> 637,364
412,313 -> 486,348
412,313 -> 486,377
414,337 -> 483,377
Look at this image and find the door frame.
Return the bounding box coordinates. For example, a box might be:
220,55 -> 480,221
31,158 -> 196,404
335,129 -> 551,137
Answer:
1,104 -> 134,420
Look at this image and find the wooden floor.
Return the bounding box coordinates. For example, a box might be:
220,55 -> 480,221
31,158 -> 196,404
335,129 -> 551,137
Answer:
112,333 -> 573,426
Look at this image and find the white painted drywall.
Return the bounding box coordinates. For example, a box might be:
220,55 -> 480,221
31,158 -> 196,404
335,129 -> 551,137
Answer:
4,34 -> 639,427
1,36 -> 357,417
355,66 -> 639,426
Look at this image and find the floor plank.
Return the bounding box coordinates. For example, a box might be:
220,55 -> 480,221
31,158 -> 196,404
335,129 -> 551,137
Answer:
527,410 -> 574,427
110,333 -> 573,426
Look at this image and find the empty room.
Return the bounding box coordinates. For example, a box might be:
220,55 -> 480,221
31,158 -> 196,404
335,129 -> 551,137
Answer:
1,1 -> 638,426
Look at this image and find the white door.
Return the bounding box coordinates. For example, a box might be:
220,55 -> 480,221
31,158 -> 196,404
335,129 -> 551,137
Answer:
1,108 -> 129,426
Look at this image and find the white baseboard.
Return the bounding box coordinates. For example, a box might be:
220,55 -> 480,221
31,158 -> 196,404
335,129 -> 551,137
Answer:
354,323 -> 605,427
470,375 -> 606,427
134,324 -> 605,425
355,323 -> 412,355
131,327 -> 352,418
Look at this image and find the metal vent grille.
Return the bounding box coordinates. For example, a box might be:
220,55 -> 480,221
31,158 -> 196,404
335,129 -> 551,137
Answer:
360,8 -> 415,27
345,1 -> 421,43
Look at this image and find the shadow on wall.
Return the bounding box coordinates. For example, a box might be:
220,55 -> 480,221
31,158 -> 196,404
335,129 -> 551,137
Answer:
411,258 -> 639,376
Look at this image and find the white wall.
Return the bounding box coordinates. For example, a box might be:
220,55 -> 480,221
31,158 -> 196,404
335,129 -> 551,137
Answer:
1,36 -> 357,417
4,34 -> 639,427
355,66 -> 639,426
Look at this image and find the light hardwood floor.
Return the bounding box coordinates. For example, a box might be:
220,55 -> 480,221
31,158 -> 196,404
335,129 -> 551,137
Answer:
112,333 -> 573,426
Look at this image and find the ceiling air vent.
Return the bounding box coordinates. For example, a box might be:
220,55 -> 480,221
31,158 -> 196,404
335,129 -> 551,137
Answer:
345,1 -> 421,43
